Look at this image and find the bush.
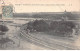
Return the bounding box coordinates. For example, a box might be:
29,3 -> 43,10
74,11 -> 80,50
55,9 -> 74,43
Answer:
0,25 -> 9,32
50,21 -> 59,30
27,21 -> 34,31
27,20 -> 49,32
50,21 -> 75,36
0,25 -> 9,35
23,19 -> 76,37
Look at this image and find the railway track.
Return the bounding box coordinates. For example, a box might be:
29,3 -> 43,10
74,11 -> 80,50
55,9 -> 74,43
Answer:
20,30 -> 56,49
20,30 -> 79,50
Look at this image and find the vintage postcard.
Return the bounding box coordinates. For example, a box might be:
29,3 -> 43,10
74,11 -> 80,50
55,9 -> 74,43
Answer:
0,0 -> 80,50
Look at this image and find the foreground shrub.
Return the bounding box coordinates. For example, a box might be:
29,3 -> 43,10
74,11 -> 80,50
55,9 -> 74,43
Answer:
0,25 -> 9,32
0,25 -> 9,35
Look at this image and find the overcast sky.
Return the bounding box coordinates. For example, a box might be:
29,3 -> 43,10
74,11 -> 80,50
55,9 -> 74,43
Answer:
0,0 -> 80,13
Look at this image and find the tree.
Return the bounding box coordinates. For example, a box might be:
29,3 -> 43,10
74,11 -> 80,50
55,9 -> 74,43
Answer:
27,20 -> 49,32
0,25 -> 9,35
50,21 -> 76,36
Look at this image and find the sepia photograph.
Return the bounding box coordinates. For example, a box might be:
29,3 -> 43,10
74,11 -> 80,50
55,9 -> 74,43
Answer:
0,0 -> 80,50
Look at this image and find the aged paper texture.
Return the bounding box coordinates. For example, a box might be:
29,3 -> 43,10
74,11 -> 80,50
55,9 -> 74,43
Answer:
0,0 -> 80,50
